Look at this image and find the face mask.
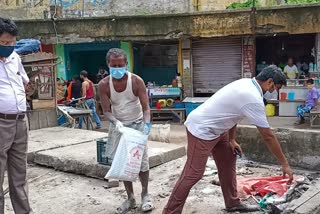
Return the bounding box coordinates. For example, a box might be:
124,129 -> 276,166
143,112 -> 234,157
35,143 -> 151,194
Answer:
0,46 -> 14,58
110,67 -> 127,79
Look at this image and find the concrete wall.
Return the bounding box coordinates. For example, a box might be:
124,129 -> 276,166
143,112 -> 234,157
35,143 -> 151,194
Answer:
14,5 -> 320,44
237,125 -> 320,170
0,0 -> 49,20
0,0 -> 190,20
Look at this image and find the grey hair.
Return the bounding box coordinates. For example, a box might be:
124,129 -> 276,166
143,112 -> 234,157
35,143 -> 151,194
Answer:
256,65 -> 286,85
106,48 -> 127,62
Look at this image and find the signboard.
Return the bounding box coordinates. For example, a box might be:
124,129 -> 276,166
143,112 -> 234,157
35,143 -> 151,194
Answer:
148,88 -> 181,96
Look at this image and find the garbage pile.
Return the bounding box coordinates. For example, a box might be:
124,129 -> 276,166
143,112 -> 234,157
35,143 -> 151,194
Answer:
238,175 -> 315,213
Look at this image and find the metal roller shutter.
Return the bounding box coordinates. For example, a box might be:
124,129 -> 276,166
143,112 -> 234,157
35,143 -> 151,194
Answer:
192,38 -> 242,93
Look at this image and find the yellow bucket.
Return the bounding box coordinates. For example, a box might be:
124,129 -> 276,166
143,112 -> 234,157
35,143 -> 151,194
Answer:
265,104 -> 275,117
166,99 -> 174,107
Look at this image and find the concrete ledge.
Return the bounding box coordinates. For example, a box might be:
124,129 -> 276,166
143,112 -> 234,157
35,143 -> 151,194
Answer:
33,141 -> 186,179
28,127 -> 108,162
237,125 -> 320,170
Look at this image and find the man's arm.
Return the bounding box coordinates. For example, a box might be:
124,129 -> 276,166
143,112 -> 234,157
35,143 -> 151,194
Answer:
18,57 -> 29,86
257,127 -> 293,183
136,77 -> 150,123
82,81 -> 88,98
98,79 -> 118,124
229,124 -> 243,156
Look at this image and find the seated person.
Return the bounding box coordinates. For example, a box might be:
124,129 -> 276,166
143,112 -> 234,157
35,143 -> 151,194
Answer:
295,79 -> 318,125
284,57 -> 298,80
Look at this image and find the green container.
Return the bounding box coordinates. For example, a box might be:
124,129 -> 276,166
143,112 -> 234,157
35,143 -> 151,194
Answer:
96,138 -> 113,165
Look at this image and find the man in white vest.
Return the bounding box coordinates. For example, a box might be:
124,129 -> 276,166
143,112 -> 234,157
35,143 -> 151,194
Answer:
98,48 -> 153,214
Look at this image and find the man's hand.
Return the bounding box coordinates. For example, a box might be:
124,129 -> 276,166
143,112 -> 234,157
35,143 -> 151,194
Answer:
230,140 -> 243,158
143,123 -> 152,135
282,164 -> 294,185
115,120 -> 124,131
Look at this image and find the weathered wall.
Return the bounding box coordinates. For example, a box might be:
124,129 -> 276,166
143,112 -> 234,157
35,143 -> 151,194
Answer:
0,0 -> 49,20
0,0 -> 190,20
237,125 -> 320,170
14,5 -> 320,44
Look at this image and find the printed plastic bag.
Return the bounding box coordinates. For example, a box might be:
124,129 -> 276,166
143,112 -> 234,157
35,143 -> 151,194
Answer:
105,127 -> 148,182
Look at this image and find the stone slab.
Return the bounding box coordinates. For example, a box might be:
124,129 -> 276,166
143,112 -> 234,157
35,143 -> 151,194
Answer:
286,180 -> 320,214
33,140 -> 186,179
28,127 -> 108,162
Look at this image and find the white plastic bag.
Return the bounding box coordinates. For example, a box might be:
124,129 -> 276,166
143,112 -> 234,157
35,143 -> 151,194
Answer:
105,126 -> 148,182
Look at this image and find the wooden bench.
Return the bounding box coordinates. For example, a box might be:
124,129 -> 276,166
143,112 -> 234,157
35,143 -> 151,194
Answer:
310,109 -> 320,128
150,108 -> 185,124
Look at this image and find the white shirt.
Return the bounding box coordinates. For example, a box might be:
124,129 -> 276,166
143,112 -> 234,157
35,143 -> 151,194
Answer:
185,78 -> 270,140
284,65 -> 298,79
0,52 -> 29,114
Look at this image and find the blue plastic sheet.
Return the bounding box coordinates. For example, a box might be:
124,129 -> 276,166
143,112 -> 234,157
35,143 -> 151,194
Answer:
14,39 -> 41,54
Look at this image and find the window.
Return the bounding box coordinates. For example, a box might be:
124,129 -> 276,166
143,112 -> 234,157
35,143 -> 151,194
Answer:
142,44 -> 177,67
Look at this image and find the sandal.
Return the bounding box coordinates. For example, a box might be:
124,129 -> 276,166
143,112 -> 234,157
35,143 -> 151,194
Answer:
141,194 -> 155,213
115,198 -> 137,214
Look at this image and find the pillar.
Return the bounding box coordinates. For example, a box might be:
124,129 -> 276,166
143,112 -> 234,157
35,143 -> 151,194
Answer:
242,36 -> 256,78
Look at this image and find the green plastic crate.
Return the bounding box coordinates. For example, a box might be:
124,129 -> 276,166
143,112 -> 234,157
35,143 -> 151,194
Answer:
96,138 -> 113,165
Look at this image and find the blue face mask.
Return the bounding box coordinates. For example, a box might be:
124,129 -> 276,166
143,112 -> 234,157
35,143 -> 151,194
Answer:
110,67 -> 127,79
0,45 -> 14,58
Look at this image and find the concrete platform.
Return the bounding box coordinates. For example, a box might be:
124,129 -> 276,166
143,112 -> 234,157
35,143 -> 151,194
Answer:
33,140 -> 186,179
28,127 -> 108,161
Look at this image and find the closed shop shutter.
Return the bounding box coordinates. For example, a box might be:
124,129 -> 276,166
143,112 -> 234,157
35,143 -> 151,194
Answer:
192,38 -> 242,93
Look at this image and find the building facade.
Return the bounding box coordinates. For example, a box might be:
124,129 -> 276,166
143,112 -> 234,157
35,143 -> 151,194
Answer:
2,2 -> 320,97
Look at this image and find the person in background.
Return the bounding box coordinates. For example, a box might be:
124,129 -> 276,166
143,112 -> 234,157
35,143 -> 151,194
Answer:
79,70 -> 101,129
284,57 -> 298,79
97,65 -> 109,83
0,17 -> 33,214
98,48 -> 154,214
65,75 -> 82,107
295,79 -> 318,125
163,66 -> 293,214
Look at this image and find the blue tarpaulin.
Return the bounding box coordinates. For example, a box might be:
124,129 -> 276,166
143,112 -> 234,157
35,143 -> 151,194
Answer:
14,39 -> 41,54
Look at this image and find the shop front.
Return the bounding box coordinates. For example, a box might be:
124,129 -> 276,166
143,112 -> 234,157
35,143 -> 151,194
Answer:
256,33 -> 319,117
132,41 -> 185,123
192,37 -> 243,96
64,41 -> 120,83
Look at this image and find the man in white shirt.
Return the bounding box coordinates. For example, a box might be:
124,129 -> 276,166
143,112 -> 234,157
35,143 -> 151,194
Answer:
284,57 -> 298,79
0,17 -> 32,214
163,65 -> 293,213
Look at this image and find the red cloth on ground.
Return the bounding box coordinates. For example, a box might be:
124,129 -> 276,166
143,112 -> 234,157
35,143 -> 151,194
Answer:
237,176 -> 300,198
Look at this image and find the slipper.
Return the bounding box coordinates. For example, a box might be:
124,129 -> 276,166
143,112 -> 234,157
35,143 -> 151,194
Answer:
141,194 -> 155,213
115,198 -> 137,214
